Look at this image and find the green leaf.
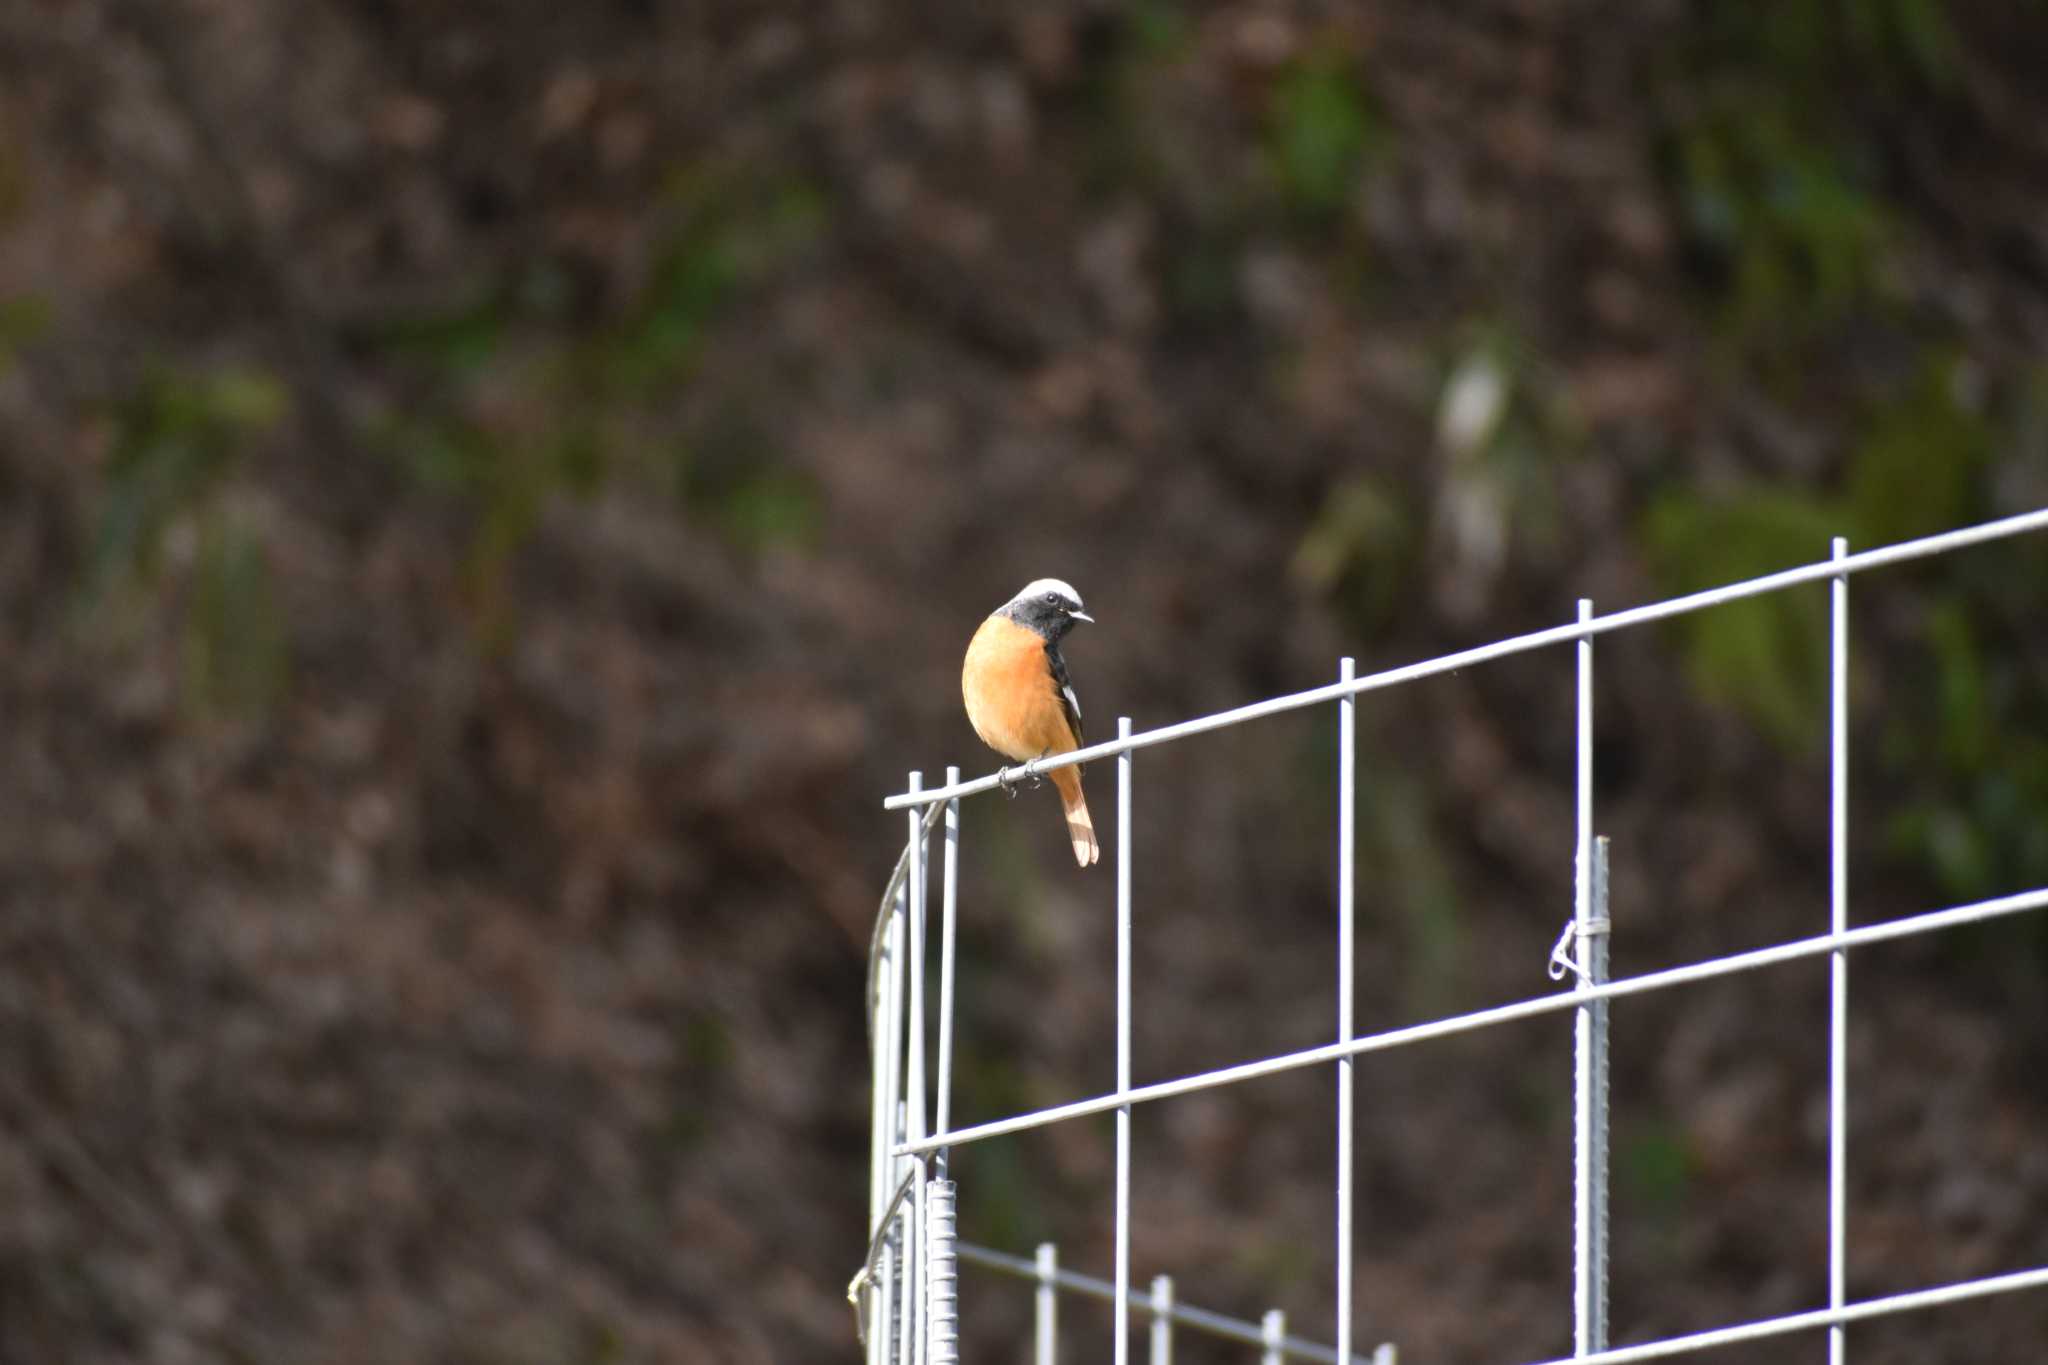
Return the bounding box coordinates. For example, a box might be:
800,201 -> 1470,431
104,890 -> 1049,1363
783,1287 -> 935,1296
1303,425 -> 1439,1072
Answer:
1847,354 -> 1987,545
0,294 -> 51,373
183,518 -> 289,715
89,365 -> 290,593
1621,1123 -> 1696,1216
1643,490 -> 1842,748
1924,604 -> 1988,775
373,289 -> 510,375
1268,51 -> 1380,218
1290,474 -> 1413,633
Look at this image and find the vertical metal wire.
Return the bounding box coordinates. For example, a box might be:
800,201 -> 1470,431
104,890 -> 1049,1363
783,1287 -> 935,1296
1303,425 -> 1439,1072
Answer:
1035,1242 -> 1059,1365
874,893 -> 907,1365
937,766 -> 961,1176
865,941 -> 886,1365
1829,537 -> 1850,1365
1261,1308 -> 1286,1365
1572,598 -> 1609,1356
863,1240 -> 882,1365
905,774 -> 928,1365
870,886 -> 898,1227
907,771 -> 929,1153
1115,716 -> 1134,1365
1149,1274 -> 1175,1365
907,1151 -> 928,1365
886,1108 -> 908,1365
896,1153 -> 916,1365
924,1173 -> 958,1365
925,764 -> 963,1365
876,1235 -> 896,1365
1336,657 -> 1356,1365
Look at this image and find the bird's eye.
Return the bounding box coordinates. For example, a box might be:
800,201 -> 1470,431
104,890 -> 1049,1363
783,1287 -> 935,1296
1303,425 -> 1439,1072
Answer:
1044,592 -> 1060,606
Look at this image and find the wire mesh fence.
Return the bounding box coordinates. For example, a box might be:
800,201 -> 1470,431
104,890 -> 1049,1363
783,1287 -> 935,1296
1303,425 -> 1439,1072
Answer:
857,506 -> 2048,1364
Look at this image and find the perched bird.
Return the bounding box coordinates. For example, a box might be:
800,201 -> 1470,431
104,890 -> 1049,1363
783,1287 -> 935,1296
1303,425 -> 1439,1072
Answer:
961,578 -> 1100,867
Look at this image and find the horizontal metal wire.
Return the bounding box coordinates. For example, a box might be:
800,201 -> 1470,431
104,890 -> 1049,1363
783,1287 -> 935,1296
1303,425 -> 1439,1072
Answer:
885,506 -> 2048,810
894,884 -> 2048,1158
957,1243 -> 1385,1365
1519,1264 -> 2048,1365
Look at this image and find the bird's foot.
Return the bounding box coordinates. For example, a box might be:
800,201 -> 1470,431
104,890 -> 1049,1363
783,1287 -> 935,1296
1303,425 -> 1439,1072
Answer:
997,763 -> 1044,796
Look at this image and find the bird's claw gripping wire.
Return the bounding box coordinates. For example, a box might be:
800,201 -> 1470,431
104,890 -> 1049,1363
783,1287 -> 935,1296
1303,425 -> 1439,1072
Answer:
997,762 -> 1045,797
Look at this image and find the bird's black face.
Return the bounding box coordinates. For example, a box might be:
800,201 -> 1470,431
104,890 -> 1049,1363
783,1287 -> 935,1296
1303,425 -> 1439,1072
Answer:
1000,579 -> 1093,641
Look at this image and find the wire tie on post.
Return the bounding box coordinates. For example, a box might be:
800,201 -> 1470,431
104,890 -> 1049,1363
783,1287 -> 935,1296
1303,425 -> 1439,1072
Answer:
1547,916 -> 1612,981
1547,919 -> 1575,981
847,1168 -> 919,1345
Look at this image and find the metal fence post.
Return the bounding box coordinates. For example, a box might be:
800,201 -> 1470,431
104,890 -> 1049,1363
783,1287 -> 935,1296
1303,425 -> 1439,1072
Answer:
1572,601 -> 1610,1356
1586,837 -> 1611,1349
924,1174 -> 958,1365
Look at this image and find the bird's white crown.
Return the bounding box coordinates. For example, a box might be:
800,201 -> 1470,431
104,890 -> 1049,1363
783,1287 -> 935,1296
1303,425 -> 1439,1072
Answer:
1007,577 -> 1085,611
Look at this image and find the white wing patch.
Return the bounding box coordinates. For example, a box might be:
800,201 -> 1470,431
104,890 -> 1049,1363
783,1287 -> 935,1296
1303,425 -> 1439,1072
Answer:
1045,642 -> 1085,747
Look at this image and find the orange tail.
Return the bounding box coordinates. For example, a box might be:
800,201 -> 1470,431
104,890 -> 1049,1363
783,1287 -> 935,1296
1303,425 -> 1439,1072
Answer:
1050,767 -> 1099,867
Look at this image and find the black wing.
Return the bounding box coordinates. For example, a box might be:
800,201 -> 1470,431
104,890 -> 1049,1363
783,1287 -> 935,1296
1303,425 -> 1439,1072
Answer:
1045,642 -> 1084,753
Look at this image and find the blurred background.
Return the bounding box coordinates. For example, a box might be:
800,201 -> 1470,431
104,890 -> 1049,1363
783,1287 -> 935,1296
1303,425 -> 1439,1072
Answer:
3,0 -> 2048,1361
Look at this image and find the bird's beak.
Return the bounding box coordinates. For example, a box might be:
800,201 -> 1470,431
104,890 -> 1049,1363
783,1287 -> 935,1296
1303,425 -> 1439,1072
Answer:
1068,610 -> 1094,624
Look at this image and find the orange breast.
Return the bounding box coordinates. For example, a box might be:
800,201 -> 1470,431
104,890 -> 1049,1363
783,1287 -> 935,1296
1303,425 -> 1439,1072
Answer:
961,615 -> 1080,764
